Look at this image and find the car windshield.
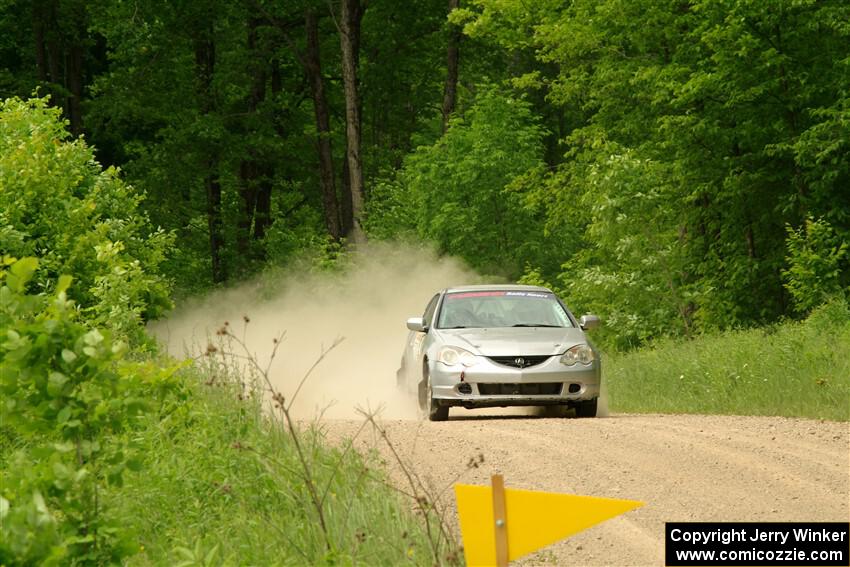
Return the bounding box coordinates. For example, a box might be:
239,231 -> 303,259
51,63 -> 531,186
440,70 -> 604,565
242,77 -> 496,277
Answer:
436,291 -> 573,329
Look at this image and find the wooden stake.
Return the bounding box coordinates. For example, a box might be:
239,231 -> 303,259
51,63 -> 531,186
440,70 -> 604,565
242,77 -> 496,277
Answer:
492,474 -> 509,567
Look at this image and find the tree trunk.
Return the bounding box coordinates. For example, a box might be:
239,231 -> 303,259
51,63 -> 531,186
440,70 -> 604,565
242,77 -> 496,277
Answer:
67,41 -> 84,136
31,2 -> 87,135
195,32 -> 226,283
237,161 -> 258,257
253,167 -> 272,243
237,17 -> 267,258
32,4 -> 48,81
254,58 -> 284,246
441,0 -> 460,133
45,2 -> 61,86
340,141 -> 354,236
745,223 -> 756,259
205,166 -> 226,284
339,0 -> 366,244
306,9 -> 342,240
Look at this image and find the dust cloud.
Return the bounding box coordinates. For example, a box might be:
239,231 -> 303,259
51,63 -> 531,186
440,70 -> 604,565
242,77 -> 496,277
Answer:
151,243 -> 482,419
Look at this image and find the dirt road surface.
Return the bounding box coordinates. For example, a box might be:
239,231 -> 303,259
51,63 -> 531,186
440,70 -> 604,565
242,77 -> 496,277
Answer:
322,412 -> 849,566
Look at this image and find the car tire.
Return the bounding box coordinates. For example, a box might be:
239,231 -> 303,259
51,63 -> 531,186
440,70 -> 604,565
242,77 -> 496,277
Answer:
422,367 -> 449,422
543,404 -> 570,418
428,398 -> 449,422
574,398 -> 598,418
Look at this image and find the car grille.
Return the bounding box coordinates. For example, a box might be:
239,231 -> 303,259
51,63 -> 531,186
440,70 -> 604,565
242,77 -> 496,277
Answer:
487,355 -> 551,369
478,383 -> 563,396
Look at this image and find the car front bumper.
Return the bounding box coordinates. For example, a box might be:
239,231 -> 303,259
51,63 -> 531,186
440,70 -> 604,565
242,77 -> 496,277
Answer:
429,355 -> 600,408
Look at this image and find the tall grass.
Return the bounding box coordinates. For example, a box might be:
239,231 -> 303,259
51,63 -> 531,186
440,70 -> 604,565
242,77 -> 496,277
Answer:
605,300 -> 850,421
102,333 -> 460,566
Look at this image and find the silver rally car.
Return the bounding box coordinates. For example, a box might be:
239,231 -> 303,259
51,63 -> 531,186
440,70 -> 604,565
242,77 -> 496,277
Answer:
397,285 -> 602,421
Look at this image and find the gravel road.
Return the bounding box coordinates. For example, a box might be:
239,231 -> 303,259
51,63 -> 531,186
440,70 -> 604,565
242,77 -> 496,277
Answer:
322,412 -> 849,566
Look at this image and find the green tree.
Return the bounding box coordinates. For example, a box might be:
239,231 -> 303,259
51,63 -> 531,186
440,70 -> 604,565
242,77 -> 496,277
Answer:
458,0 -> 850,345
367,88 -> 552,277
0,97 -> 173,340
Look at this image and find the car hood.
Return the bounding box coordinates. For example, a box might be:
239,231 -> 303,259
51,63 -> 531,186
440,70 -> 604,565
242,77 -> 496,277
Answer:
437,327 -> 588,356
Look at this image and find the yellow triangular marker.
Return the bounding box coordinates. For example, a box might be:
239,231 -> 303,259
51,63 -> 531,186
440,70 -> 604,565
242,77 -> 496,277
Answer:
455,483 -> 644,566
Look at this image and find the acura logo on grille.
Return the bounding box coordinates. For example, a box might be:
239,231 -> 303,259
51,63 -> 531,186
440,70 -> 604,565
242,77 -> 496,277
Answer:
514,357 -> 525,367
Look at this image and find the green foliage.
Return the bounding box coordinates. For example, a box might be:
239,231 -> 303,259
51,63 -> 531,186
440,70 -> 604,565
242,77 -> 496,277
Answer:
367,88 -> 551,277
605,299 -> 850,421
3,0 -> 849,346
0,97 -> 174,341
103,367 -> 448,566
555,150 -> 692,349
782,217 -> 849,313
0,258 -> 181,565
458,0 -> 850,347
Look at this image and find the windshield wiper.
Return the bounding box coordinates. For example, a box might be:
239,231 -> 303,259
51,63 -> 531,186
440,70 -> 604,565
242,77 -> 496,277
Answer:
512,324 -> 563,328
444,325 -> 468,329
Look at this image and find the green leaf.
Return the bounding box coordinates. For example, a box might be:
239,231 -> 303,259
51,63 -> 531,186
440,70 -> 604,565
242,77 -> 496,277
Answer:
57,406 -> 71,423
47,372 -> 69,397
204,543 -> 220,565
32,490 -> 49,518
54,440 -> 75,452
174,546 -> 196,561
83,329 -> 104,346
61,349 -> 77,363
107,463 -> 125,486
6,257 -> 39,292
52,461 -> 71,480
56,274 -> 73,294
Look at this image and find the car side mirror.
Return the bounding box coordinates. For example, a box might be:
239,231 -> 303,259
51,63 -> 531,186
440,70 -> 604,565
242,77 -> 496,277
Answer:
580,314 -> 601,331
406,317 -> 427,332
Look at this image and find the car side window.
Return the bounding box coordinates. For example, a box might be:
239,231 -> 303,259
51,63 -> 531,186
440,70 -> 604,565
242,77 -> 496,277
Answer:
422,294 -> 440,327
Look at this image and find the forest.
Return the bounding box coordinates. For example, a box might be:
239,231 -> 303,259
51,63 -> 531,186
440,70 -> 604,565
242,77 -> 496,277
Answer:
2,0 -> 848,347
1,0 -> 849,564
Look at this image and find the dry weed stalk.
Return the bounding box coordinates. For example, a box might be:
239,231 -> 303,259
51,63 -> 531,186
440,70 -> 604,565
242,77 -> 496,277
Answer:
203,318 -> 464,565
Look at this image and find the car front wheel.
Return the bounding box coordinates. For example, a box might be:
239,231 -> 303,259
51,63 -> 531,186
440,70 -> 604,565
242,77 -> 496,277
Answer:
421,367 -> 448,422
574,398 -> 598,418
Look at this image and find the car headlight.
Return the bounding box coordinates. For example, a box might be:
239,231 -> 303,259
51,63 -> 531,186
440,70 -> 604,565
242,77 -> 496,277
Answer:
438,346 -> 478,367
560,344 -> 595,366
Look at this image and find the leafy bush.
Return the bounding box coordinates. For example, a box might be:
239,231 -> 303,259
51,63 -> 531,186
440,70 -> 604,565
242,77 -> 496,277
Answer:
782,217 -> 848,313
0,258 -> 180,565
0,97 -> 174,341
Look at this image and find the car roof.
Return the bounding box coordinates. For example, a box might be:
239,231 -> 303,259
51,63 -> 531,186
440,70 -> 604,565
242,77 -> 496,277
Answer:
443,284 -> 553,293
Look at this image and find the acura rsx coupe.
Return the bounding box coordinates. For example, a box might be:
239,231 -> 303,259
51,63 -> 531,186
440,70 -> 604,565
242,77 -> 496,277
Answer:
396,285 -> 602,421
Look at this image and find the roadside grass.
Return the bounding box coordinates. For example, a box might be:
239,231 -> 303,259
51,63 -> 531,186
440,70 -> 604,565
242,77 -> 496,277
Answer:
104,360 -> 458,566
604,300 -> 850,421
